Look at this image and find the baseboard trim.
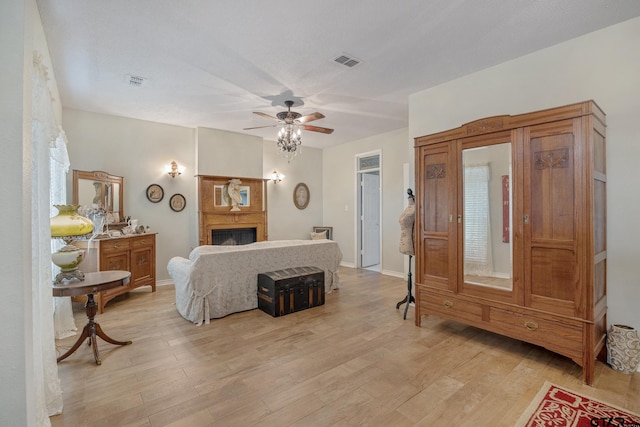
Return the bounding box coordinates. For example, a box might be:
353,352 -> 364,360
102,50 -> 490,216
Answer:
381,269 -> 405,279
156,279 -> 173,286
338,262 -> 405,279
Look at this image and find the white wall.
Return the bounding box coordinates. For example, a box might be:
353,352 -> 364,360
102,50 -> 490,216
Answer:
0,1 -> 31,424
0,0 -> 59,423
263,140 -> 324,240
409,17 -> 640,331
63,109 -> 197,281
196,127 -> 263,178
323,128 -> 409,276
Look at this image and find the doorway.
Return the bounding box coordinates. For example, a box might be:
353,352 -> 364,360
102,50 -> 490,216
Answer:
356,151 -> 381,270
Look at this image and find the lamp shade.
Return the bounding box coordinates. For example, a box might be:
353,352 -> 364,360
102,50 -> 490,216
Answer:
51,205 -> 94,237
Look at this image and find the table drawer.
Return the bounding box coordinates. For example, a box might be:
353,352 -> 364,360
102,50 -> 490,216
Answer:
101,239 -> 130,252
420,291 -> 484,325
102,282 -> 130,298
489,307 -> 583,360
131,235 -> 153,249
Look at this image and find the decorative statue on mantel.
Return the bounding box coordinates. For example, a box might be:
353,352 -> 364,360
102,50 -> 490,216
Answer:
227,178 -> 242,212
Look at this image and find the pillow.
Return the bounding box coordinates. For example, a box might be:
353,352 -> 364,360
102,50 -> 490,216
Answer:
310,231 -> 327,240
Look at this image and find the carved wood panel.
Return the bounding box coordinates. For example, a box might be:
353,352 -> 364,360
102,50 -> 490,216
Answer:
418,146 -> 454,290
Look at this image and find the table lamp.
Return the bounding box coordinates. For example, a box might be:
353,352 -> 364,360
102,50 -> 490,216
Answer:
51,204 -> 94,283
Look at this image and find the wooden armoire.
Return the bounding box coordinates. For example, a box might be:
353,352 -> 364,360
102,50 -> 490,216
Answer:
414,101 -> 607,384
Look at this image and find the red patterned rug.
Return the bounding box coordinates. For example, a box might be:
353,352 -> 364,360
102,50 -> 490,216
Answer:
516,382 -> 640,427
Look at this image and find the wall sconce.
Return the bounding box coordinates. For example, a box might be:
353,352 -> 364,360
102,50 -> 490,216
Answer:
270,170 -> 285,184
166,161 -> 183,178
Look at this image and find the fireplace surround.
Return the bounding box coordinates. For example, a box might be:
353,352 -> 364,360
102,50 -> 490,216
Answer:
197,175 -> 268,245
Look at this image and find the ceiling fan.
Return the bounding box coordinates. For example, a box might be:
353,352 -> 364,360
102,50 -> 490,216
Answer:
243,100 -> 334,134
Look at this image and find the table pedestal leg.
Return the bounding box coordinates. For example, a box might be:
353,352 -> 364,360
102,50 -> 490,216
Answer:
56,293 -> 131,365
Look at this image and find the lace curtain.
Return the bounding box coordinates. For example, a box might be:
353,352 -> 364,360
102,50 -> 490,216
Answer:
32,51 -> 65,426
51,129 -> 76,339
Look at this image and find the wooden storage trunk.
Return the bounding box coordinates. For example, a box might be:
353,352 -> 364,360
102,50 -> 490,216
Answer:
257,266 -> 324,317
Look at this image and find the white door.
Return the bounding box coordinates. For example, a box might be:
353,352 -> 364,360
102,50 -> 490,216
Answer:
361,172 -> 380,267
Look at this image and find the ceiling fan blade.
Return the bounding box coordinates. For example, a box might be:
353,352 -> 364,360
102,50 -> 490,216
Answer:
243,125 -> 278,130
296,112 -> 325,124
253,112 -> 281,122
302,124 -> 334,134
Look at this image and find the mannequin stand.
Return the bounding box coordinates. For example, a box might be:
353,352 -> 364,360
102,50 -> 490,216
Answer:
396,255 -> 415,319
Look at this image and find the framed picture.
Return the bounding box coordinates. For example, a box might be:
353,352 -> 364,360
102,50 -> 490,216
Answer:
146,184 -> 164,203
169,193 -> 186,212
293,182 -> 310,210
313,226 -> 333,240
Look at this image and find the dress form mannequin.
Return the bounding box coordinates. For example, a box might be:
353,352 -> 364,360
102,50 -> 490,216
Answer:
396,189 -> 416,319
398,197 -> 415,256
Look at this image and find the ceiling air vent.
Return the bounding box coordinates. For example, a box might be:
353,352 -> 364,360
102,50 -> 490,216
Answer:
125,74 -> 146,87
334,54 -> 361,68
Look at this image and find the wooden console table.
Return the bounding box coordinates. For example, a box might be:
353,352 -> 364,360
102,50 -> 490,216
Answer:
53,270 -> 132,365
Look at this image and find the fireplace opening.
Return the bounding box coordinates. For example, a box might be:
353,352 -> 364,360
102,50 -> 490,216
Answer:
211,228 -> 257,245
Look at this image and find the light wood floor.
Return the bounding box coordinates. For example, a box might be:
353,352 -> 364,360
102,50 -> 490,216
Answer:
51,267 -> 639,426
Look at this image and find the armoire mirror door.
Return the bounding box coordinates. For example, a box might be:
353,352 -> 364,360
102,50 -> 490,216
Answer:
460,141 -> 513,292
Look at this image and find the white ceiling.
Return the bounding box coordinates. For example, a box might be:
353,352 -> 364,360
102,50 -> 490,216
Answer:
36,0 -> 640,149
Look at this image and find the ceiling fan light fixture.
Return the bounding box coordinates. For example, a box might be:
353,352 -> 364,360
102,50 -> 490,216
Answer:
277,123 -> 302,162
245,98 -> 333,162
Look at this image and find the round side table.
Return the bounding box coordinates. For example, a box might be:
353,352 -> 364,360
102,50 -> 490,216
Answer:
53,270 -> 132,365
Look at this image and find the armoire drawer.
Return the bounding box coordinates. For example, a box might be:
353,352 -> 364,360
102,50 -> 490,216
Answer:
489,308 -> 583,360
420,291 -> 484,325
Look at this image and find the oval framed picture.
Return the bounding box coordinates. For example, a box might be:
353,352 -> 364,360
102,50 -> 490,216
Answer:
146,184 -> 164,203
169,193 -> 186,212
293,182 -> 310,210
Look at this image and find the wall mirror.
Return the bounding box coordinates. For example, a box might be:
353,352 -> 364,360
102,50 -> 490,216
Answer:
73,170 -> 124,222
462,142 -> 512,290
213,184 -> 250,207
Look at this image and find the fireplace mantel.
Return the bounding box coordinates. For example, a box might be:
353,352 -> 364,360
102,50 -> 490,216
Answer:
197,175 -> 268,245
